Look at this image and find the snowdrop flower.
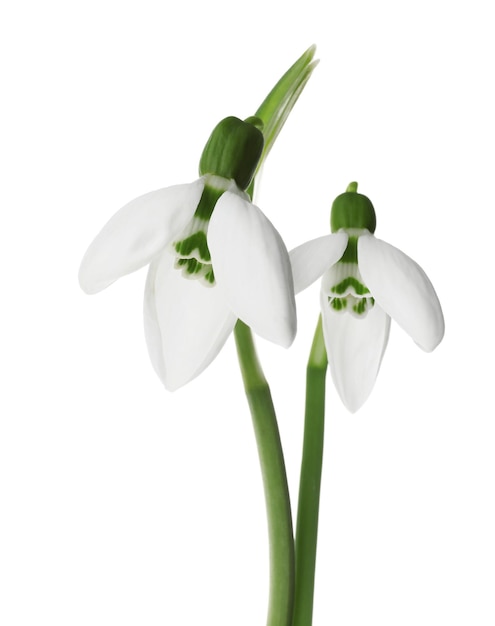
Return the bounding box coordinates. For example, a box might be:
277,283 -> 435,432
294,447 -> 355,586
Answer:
290,182 -> 444,412
79,116 -> 296,390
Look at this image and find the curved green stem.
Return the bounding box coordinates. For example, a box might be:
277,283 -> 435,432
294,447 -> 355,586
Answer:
234,320 -> 295,626
231,45 -> 317,626
293,315 -> 328,626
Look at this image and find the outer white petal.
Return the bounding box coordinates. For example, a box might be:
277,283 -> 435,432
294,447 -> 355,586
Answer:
79,179 -> 205,294
289,233 -> 348,294
358,234 -> 445,351
320,289 -> 391,413
144,249 -> 237,391
208,191 -> 296,347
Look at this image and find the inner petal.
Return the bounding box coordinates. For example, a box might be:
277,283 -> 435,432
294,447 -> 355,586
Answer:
322,261 -> 374,317
171,176 -> 233,287
173,216 -> 215,286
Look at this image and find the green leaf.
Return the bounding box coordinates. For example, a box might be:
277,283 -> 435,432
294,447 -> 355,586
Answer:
255,45 -> 318,170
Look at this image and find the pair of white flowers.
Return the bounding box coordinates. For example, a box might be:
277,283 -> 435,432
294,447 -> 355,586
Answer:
79,153 -> 444,413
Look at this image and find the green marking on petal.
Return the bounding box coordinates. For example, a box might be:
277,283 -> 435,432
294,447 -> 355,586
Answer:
175,230 -> 211,261
174,256 -> 216,286
173,217 -> 211,263
325,259 -> 375,318
331,276 -> 370,296
204,267 -> 215,285
353,299 -> 366,315
330,297 -> 347,311
172,183 -> 226,287
187,258 -> 202,274
328,293 -> 374,317
352,296 -> 376,315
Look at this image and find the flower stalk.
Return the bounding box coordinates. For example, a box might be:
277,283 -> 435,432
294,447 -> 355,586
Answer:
293,316 -> 327,626
231,46 -> 318,626
234,321 -> 295,626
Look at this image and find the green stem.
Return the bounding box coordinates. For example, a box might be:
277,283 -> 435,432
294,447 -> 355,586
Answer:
234,320 -> 295,626
293,316 -> 328,626
231,46 -> 316,625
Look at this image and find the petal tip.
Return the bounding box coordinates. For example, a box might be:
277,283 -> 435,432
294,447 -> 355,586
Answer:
78,264 -> 99,295
161,374 -> 184,393
336,378 -> 374,413
78,260 -> 113,295
417,320 -> 445,353
280,318 -> 297,348
250,313 -> 296,348
358,234 -> 445,352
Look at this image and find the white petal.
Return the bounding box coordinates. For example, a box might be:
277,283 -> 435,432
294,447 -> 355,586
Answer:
289,233 -> 348,294
208,191 -> 296,347
79,179 -> 205,294
144,249 -> 237,391
320,290 -> 391,413
358,234 -> 445,351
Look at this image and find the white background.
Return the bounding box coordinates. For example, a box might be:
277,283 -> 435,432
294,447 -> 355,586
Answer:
1,0 -> 494,624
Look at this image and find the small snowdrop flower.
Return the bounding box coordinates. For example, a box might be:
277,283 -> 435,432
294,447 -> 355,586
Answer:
290,182 -> 444,412
79,116 -> 296,390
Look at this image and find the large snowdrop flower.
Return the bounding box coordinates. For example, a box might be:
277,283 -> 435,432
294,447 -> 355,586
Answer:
79,116 -> 296,390
290,182 -> 444,412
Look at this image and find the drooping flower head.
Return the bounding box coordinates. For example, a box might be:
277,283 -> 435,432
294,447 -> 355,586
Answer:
290,182 -> 445,412
79,116 -> 297,390
172,115 -> 264,288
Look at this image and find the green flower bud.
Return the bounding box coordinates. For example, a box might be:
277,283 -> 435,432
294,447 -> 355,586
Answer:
199,116 -> 264,191
330,182 -> 377,233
